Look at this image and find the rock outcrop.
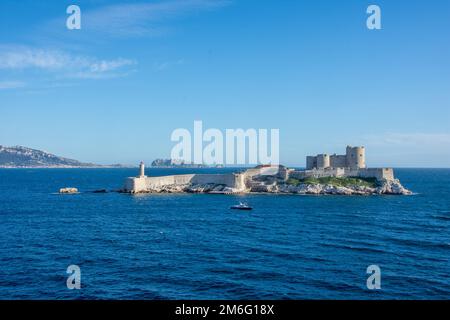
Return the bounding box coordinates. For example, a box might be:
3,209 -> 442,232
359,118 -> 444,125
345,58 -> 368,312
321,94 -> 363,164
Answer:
375,179 -> 412,195
59,187 -> 79,194
266,179 -> 412,195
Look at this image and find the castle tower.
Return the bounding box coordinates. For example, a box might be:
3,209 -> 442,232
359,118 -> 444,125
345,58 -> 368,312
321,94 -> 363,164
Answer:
346,146 -> 366,169
306,156 -> 317,170
355,146 -> 366,168
316,154 -> 330,169
139,161 -> 146,177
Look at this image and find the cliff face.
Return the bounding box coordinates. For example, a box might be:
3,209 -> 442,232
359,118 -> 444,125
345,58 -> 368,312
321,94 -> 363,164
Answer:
0,145 -> 96,168
269,179 -> 411,195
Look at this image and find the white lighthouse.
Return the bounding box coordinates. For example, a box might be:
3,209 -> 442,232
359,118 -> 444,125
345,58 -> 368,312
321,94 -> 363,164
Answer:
139,161 -> 146,177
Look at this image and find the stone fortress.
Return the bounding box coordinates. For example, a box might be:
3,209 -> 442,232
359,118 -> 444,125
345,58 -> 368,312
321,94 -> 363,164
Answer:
296,145 -> 394,181
307,146 -> 366,170
123,146 -> 395,194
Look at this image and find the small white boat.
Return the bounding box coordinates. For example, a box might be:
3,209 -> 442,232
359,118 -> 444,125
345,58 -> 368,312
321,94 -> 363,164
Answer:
230,202 -> 252,210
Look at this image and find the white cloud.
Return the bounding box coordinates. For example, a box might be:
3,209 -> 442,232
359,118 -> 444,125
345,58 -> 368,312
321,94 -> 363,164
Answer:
0,47 -> 74,70
77,0 -> 231,37
89,58 -> 135,73
0,45 -> 136,79
0,81 -> 26,90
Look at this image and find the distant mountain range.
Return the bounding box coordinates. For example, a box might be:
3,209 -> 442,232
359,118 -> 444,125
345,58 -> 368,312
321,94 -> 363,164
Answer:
0,145 -> 126,168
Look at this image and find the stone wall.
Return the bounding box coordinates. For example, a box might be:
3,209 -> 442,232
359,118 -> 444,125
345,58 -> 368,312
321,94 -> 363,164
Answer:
123,176 -> 148,193
124,173 -> 245,193
348,168 -> 394,181
329,155 -> 347,168
290,168 -> 346,179
289,167 -> 394,181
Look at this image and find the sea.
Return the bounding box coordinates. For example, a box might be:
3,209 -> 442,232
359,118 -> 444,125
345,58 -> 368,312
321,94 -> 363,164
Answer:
0,168 -> 449,299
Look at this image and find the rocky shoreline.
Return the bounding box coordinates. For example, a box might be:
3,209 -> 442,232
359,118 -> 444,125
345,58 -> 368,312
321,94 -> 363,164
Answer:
125,179 -> 412,196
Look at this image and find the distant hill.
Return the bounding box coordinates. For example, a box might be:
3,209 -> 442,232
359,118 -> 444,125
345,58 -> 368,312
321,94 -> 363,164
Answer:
0,145 -> 99,168
151,158 -> 224,168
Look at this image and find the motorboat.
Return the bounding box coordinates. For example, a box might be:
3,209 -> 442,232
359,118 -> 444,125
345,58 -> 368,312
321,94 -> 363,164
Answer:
230,202 -> 252,210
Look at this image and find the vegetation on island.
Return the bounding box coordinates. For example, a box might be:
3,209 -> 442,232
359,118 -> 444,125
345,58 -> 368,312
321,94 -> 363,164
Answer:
286,176 -> 378,188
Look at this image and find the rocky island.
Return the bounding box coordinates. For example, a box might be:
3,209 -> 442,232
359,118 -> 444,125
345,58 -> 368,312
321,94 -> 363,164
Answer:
122,146 -> 412,196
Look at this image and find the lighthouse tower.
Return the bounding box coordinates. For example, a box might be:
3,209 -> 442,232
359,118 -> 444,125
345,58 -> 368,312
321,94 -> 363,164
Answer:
139,161 -> 146,177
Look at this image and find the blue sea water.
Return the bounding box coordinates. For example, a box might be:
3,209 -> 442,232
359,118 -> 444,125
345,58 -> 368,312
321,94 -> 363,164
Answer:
0,168 -> 449,300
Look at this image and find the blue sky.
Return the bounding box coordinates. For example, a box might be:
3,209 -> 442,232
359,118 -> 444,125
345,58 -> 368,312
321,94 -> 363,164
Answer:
0,0 -> 449,167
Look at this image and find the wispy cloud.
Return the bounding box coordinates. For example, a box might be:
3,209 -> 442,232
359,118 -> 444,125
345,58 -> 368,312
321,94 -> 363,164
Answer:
154,59 -> 185,71
364,132 -> 450,147
72,58 -> 136,79
0,46 -> 86,70
65,0 -> 231,37
360,132 -> 450,167
89,58 -> 134,73
0,1 -> 231,89
0,81 -> 26,90
0,45 -> 136,79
